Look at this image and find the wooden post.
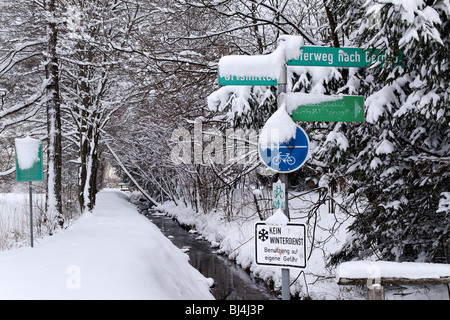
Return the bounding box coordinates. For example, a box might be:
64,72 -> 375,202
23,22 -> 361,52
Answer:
338,267 -> 450,301
367,284 -> 385,300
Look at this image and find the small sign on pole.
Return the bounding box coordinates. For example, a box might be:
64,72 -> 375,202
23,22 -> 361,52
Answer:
255,222 -> 306,269
258,126 -> 310,173
287,46 -> 386,68
273,181 -> 285,210
15,137 -> 43,248
219,75 -> 277,86
15,137 -> 44,183
290,95 -> 364,122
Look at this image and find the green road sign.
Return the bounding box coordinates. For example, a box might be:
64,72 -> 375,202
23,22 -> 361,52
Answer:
291,95 -> 364,122
219,75 -> 277,86
15,142 -> 44,182
273,181 -> 286,210
287,46 -> 385,68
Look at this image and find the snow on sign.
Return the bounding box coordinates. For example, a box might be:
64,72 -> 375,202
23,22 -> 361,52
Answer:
15,137 -> 43,182
255,222 -> 306,269
216,36 -> 304,86
218,54 -> 279,86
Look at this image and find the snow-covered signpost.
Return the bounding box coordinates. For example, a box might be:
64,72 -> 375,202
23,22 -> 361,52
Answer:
218,36 -> 309,300
15,137 -> 43,248
216,35 -> 375,299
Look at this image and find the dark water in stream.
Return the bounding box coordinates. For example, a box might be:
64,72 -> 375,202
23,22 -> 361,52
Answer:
142,210 -> 279,300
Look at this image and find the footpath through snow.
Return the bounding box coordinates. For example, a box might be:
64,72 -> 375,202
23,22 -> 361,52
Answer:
0,189 -> 214,300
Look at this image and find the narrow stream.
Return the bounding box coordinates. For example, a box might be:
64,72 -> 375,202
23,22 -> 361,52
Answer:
141,208 -> 279,300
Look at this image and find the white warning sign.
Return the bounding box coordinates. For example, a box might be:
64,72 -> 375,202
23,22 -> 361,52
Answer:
255,222 -> 306,269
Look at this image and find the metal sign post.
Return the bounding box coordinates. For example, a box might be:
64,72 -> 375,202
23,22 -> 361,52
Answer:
278,60 -> 291,300
29,181 -> 34,248
217,37 -> 376,300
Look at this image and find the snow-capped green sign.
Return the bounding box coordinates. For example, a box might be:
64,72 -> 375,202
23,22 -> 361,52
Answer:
217,50 -> 282,86
15,137 -> 44,182
291,95 -> 364,122
287,46 -> 386,68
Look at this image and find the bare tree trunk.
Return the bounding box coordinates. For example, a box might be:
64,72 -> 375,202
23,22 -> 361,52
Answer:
323,0 -> 340,47
45,0 -> 64,229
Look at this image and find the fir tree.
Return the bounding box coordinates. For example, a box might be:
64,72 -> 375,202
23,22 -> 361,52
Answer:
329,0 -> 449,264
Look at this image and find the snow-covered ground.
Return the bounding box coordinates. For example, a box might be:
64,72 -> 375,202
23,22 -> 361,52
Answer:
157,191 -> 354,299
157,190 -> 450,300
1,188 -> 448,300
0,189 -> 214,300
0,192 -> 46,250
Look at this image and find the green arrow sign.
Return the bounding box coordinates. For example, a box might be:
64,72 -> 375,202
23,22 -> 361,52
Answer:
287,46 -> 385,68
291,95 -> 364,122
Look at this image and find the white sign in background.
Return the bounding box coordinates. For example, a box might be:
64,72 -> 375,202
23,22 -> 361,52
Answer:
255,222 -> 306,269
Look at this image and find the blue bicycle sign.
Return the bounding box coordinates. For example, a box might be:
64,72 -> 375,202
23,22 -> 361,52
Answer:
258,126 -> 310,173
272,153 -> 296,166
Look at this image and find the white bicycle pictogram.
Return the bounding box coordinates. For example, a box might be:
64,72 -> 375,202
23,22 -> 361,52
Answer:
272,153 -> 296,166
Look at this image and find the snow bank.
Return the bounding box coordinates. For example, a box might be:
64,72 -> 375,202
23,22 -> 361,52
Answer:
0,190 -> 214,300
158,192 -> 449,299
15,137 -> 41,170
337,261 -> 450,282
158,192 -> 351,299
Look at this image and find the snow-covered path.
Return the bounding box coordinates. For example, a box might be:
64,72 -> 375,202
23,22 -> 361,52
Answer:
0,189 -> 214,300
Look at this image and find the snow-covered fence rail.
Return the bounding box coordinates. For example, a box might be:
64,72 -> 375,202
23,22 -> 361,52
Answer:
336,261 -> 450,300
